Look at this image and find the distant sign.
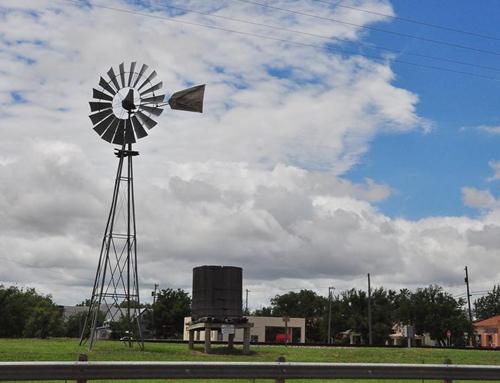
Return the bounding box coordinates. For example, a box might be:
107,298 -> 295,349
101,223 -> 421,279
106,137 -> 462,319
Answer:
403,325 -> 414,338
282,316 -> 290,323
447,330 -> 451,338
221,324 -> 235,335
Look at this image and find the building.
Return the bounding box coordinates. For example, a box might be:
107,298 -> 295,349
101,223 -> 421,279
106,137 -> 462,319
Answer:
184,316 -> 306,343
474,315 -> 500,348
388,323 -> 437,347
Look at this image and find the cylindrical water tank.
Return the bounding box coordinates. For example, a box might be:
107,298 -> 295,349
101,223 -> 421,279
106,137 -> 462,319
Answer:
191,265 -> 242,322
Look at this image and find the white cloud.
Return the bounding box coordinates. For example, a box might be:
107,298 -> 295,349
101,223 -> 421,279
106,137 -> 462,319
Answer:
0,0 -> 498,309
467,125 -> 500,134
462,187 -> 498,209
488,160 -> 500,181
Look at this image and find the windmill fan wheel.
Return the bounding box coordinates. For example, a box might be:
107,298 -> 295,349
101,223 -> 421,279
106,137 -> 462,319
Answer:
88,62 -> 165,145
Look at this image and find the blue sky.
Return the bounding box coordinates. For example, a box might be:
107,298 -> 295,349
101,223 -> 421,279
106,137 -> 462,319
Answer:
344,0 -> 500,219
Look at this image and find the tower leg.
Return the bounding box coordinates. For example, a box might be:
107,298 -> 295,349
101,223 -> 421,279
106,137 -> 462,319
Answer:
80,144 -> 143,350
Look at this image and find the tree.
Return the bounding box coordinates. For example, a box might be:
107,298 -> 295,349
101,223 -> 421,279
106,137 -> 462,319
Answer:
325,288 -> 397,345
0,285 -> 64,338
145,288 -> 191,339
474,285 -> 500,321
23,304 -> 64,338
269,290 -> 327,342
394,285 -> 471,346
76,299 -> 91,307
253,306 -> 273,316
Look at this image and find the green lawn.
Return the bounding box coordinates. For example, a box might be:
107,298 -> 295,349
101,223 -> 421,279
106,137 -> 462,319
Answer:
0,338 -> 498,382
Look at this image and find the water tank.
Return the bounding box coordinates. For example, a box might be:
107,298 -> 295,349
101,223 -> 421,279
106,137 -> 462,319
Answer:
191,265 -> 242,322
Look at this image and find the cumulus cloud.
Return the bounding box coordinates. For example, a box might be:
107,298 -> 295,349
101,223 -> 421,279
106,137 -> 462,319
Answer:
488,160 -> 500,181
0,0 -> 498,308
462,187 -> 498,209
476,125 -> 500,134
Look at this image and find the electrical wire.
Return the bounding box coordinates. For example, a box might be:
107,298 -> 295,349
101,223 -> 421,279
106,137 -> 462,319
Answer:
139,2 -> 500,73
232,0 -> 500,57
63,1 -> 500,82
314,0 -> 500,42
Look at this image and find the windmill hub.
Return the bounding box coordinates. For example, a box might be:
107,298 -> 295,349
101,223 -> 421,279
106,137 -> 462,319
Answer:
121,89 -> 137,112
112,87 -> 140,119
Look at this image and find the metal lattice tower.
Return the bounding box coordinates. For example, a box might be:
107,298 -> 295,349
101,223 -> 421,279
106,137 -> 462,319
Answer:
80,62 -> 205,350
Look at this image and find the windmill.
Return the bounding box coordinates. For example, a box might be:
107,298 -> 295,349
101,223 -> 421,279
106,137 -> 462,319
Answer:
80,62 -> 205,350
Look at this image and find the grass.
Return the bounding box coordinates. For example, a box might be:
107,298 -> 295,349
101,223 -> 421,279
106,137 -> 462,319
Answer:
0,338 -> 498,382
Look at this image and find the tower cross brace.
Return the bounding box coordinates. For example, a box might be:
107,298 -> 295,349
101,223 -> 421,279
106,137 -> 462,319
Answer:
80,142 -> 143,350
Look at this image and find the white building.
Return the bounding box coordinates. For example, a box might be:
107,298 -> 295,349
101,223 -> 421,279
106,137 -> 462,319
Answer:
183,316 -> 306,343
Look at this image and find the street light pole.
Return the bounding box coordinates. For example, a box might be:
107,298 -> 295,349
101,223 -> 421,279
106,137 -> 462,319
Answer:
368,273 -> 373,346
464,266 -> 475,346
151,283 -> 159,338
327,286 -> 334,344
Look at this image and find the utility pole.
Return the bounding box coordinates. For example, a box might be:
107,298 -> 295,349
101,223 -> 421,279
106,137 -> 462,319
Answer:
464,266 -> 474,346
327,286 -> 334,344
151,283 -> 159,338
245,289 -> 249,314
367,273 -> 373,346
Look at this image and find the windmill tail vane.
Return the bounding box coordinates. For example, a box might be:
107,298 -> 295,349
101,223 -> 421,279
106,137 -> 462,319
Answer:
80,62 -> 205,350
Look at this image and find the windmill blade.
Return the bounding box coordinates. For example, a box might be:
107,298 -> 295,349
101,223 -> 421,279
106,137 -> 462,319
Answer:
140,81 -> 162,96
136,110 -> 158,130
141,94 -> 165,104
89,101 -> 112,112
132,63 -> 148,88
112,119 -> 125,145
124,119 -> 136,144
93,114 -> 116,136
93,88 -> 113,102
107,67 -> 121,91
131,115 -> 148,139
99,77 -> 116,96
168,84 -> 205,113
89,108 -> 113,125
138,104 -> 164,117
127,62 -> 136,87
101,118 -> 120,143
137,70 -> 157,91
119,62 -> 126,88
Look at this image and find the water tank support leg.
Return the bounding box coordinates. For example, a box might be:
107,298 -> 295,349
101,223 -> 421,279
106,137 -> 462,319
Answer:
188,330 -> 194,350
228,333 -> 235,350
204,327 -> 212,354
243,327 -> 251,355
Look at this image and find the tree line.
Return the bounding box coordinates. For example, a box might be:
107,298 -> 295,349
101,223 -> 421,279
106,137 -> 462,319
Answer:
257,286 -> 469,345
0,283 -> 499,342
255,284 -> 500,345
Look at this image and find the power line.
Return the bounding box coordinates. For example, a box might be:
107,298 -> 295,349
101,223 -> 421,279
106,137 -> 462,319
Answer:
232,0 -> 500,57
64,1 -> 500,82
136,2 -> 500,73
314,0 -> 500,42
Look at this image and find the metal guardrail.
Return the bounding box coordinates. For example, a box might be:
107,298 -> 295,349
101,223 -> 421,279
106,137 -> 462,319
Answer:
1,361 -> 500,381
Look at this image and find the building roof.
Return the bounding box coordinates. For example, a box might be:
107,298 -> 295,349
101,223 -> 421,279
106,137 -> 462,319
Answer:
474,315 -> 500,327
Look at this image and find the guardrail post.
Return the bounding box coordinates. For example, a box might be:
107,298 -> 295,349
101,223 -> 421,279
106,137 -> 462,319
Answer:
443,358 -> 452,383
276,356 -> 286,383
77,353 -> 88,383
